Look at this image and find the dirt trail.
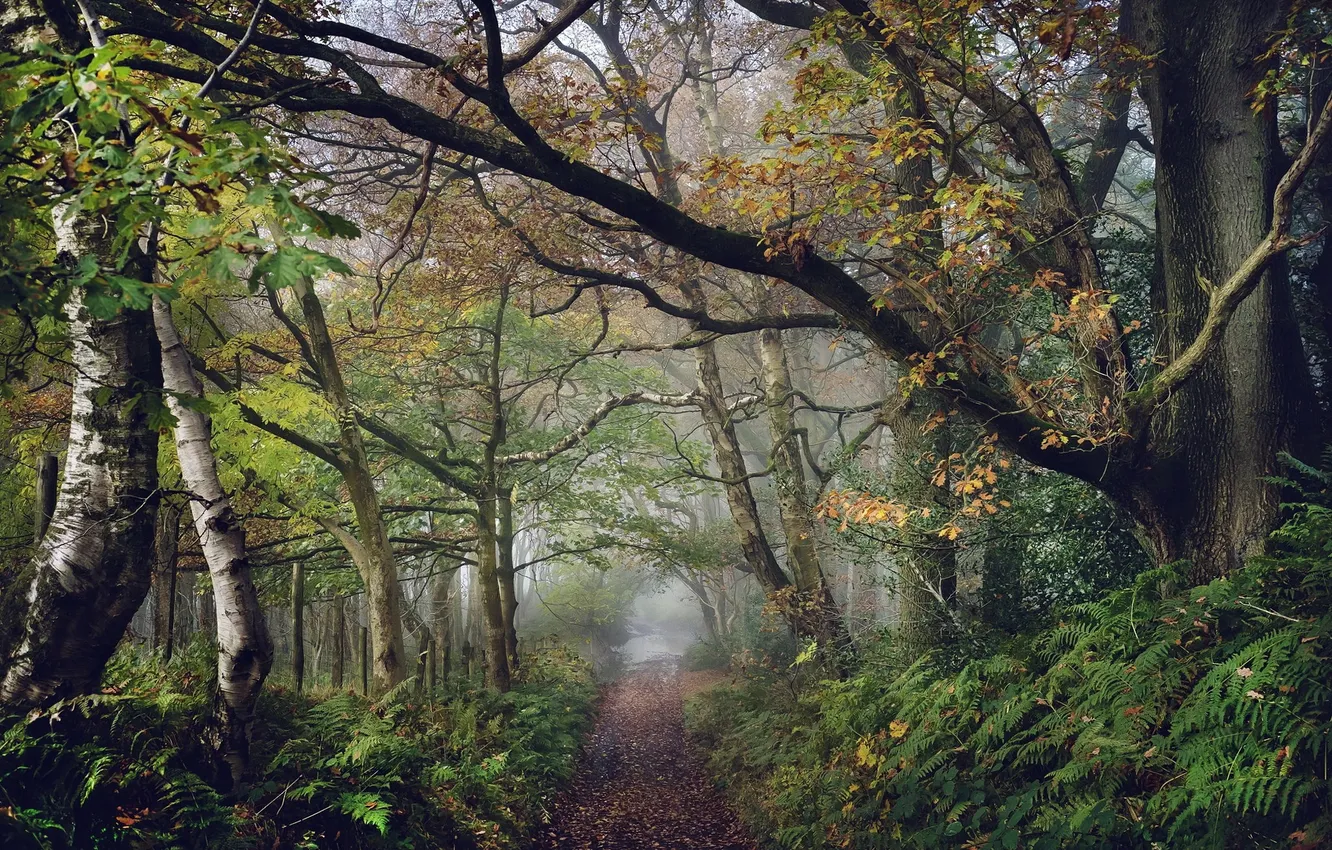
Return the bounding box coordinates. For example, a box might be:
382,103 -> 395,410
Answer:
534,657 -> 757,850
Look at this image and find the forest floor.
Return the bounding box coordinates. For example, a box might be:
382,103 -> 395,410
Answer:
533,657 -> 757,850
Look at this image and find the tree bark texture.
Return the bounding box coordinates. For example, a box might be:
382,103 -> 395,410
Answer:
475,494 -> 512,692
1125,0 -> 1320,581
0,228 -> 161,706
155,297 -> 273,786
151,500 -> 181,656
292,280 -> 407,691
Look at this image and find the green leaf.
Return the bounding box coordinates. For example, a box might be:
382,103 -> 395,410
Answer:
249,245 -> 351,291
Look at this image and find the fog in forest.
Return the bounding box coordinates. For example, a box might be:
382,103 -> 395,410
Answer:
2,0 -> 1331,846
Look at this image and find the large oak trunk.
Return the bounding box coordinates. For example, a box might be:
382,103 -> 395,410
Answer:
1126,0 -> 1319,582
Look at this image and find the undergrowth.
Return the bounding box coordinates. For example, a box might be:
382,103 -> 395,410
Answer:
686,474 -> 1332,849
0,642 -> 593,849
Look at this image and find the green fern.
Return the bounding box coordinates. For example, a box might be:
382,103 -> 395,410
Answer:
687,486 -> 1332,848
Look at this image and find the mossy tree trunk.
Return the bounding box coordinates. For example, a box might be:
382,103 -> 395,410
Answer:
757,326 -> 852,662
291,279 -> 407,691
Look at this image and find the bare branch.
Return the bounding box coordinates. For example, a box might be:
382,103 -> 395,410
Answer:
498,390 -> 699,465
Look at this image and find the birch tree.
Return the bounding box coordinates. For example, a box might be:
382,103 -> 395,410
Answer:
0,2 -> 161,708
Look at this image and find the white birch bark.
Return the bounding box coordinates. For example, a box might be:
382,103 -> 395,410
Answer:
154,296 -> 272,788
0,205 -> 160,705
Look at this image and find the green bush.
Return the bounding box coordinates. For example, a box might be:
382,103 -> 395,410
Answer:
683,639 -> 733,671
0,644 -> 594,849
687,488 -> 1332,848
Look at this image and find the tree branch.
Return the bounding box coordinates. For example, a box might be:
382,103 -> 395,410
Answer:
498,390 -> 699,466
1128,90 -> 1332,423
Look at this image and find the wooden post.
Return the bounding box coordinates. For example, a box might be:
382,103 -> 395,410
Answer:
462,640 -> 473,679
33,453 -> 57,544
360,625 -> 369,695
291,562 -> 305,693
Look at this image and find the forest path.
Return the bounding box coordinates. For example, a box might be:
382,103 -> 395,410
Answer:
533,657 -> 757,850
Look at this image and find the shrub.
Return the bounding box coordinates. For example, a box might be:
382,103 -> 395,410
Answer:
0,644 -> 594,849
683,639 -> 733,672
687,489 -> 1332,848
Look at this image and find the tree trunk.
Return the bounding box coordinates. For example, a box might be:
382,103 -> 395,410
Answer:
757,329 -> 824,590
757,327 -> 851,658
496,488 -> 520,672
155,296 -> 272,787
432,565 -> 455,679
291,563 -> 305,693
466,557 -> 483,652
331,594 -> 346,689
1126,0 -> 1319,582
152,501 -> 181,656
359,625 -> 369,695
0,284 -> 161,706
415,627 -> 431,689
427,634 -> 438,691
475,494 -> 512,692
175,569 -> 196,650
883,392 -> 962,657
291,280 -> 407,691
715,577 -> 730,638
199,584 -> 217,642
0,0 -> 159,710
684,287 -> 791,598
699,594 -> 720,642
32,453 -> 57,545
1312,169 -> 1332,407
679,281 -> 833,654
